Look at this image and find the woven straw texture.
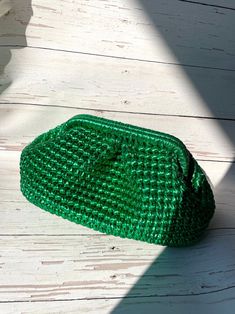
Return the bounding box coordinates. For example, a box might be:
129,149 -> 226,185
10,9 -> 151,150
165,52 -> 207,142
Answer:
20,114 -> 215,247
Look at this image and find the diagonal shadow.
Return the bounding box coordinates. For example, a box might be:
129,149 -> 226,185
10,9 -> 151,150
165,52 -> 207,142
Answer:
135,0 -> 235,222
111,229 -> 235,314
0,0 -> 32,95
0,1 -> 234,312
135,1 -> 235,165
112,1 -> 235,313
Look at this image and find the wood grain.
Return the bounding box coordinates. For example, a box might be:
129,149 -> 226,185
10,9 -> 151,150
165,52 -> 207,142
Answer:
0,229 -> 235,303
1,104 -> 234,161
0,0 -> 234,312
179,0 -> 235,10
1,48 -> 235,119
0,0 -> 234,69
1,294 -> 235,314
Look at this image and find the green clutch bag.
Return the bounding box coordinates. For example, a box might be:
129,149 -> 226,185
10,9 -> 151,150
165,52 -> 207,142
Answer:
20,114 -> 215,247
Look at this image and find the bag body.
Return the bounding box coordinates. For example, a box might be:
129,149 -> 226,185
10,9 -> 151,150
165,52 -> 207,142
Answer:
20,114 -> 215,246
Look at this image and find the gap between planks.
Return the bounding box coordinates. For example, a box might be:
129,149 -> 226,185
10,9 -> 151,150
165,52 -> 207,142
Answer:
1,104 -> 235,162
1,44 -> 234,73
1,101 -> 235,122
0,230 -> 235,303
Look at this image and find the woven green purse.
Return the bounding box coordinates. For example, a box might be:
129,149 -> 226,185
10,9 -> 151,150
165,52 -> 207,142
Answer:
20,114 -> 215,247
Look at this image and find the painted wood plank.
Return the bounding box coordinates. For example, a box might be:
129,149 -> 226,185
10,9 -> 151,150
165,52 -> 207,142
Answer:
1,290 -> 235,314
0,0 -> 234,70
0,300 -> 120,314
0,229 -> 234,302
0,47 -> 235,119
0,1 -> 234,311
184,0 -> 235,9
1,104 -> 234,161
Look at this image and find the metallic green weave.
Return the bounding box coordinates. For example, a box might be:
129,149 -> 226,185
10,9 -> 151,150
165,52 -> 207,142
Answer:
20,114 -> 215,247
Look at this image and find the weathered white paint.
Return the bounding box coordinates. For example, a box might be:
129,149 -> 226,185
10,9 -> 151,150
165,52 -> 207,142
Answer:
0,229 -> 234,303
1,105 -> 234,162
201,0 -> 235,7
0,0 -> 12,17
1,48 -> 235,119
1,293 -> 235,314
0,0 -> 235,312
0,0 -> 234,69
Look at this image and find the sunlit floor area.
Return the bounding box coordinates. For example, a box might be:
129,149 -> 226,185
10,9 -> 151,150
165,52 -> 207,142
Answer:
0,0 -> 235,313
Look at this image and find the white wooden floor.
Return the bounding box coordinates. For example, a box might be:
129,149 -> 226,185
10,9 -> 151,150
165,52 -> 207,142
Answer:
0,1 -> 235,313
